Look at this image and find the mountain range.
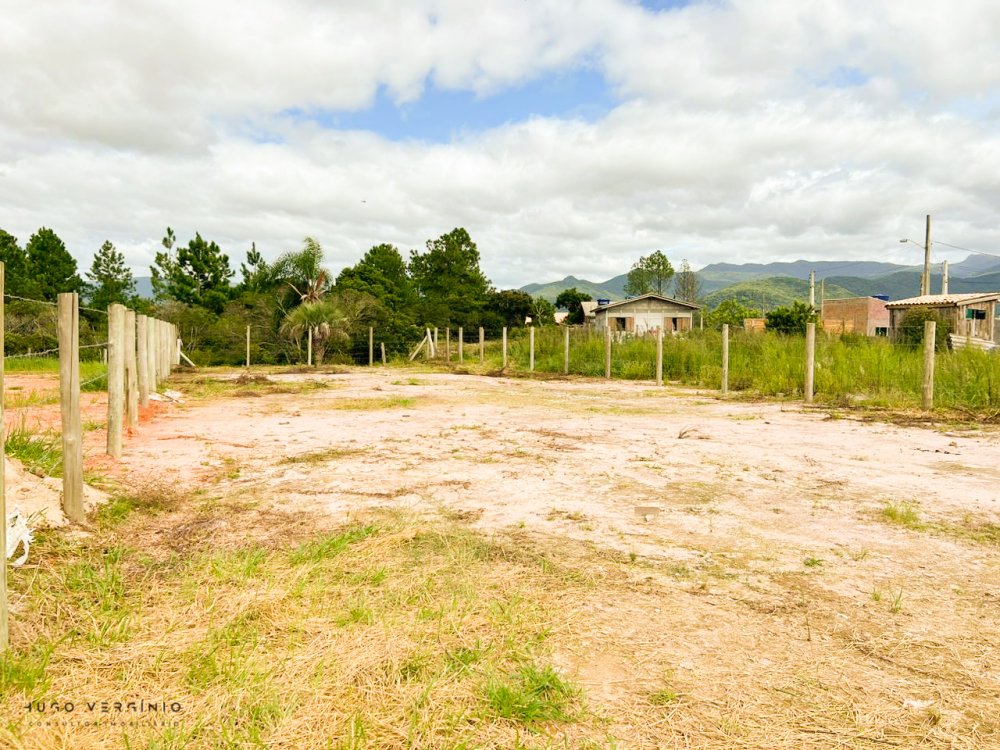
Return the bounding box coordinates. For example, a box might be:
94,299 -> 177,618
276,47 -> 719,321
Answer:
521,254 -> 1000,307
134,253 -> 1000,311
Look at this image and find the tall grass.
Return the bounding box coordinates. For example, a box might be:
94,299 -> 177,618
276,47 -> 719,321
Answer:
487,327 -> 1000,413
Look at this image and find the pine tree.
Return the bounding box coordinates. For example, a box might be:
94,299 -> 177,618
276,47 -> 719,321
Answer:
85,240 -> 136,309
25,227 -> 82,300
0,228 -> 38,298
151,228 -> 234,313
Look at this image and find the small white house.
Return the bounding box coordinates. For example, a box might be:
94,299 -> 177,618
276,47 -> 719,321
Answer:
594,293 -> 701,334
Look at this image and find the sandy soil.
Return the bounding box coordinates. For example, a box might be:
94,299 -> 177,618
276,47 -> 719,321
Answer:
24,368 -> 1000,746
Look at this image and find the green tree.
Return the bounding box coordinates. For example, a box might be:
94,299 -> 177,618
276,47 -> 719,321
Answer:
151,228 -> 235,313
409,228 -> 492,328
0,229 -> 38,298
554,287 -> 593,325
897,308 -> 952,351
337,243 -> 415,307
239,243 -> 273,294
531,297 -> 556,326
485,289 -> 535,330
705,299 -> 759,330
280,289 -> 379,364
765,301 -> 818,335
673,259 -> 702,304
271,237 -> 330,307
84,240 -> 136,309
25,227 -> 82,300
624,250 -> 674,297
336,243 -> 419,348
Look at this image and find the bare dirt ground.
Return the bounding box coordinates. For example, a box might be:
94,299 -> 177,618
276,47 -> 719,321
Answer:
6,367 -> 999,748
90,367 -> 1000,748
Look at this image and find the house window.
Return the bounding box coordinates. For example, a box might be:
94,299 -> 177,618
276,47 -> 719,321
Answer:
615,317 -> 627,331
966,309 -> 987,320
875,327 -> 888,336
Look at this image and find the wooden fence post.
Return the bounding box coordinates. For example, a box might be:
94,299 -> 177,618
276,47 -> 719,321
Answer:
804,322 -> 816,404
721,324 -> 729,395
137,314 -> 149,408
479,327 -> 484,364
604,325 -> 612,379
173,324 -> 180,366
307,327 -> 313,366
380,342 -> 386,365
529,326 -> 535,372
458,327 -> 464,363
502,327 -> 508,369
107,304 -> 125,457
656,327 -> 663,387
155,320 -> 163,380
59,293 -> 85,518
124,310 -> 139,429
563,326 -> 570,375
434,327 -> 439,356
0,262 -> 6,649
146,317 -> 157,391
245,325 -> 250,368
922,320 -> 936,410
368,326 -> 374,366
445,327 -> 451,362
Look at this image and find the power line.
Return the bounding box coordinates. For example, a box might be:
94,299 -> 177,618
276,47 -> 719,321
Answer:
932,240 -> 1000,259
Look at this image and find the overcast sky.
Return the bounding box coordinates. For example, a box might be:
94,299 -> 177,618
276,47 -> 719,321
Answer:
2,0 -> 999,288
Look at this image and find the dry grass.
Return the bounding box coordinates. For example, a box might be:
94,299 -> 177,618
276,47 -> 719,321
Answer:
3,369 -> 999,748
1,476 -> 997,749
327,396 -> 416,410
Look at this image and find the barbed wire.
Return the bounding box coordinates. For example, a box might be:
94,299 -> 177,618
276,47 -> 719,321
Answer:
3,292 -> 113,315
3,347 -> 60,360
81,373 -> 107,388
3,341 -> 110,360
4,293 -> 58,307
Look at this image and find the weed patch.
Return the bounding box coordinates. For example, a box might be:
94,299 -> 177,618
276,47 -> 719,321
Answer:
484,664 -> 582,725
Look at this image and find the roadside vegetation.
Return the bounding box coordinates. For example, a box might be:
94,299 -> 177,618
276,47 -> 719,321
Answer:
462,327 -> 1000,417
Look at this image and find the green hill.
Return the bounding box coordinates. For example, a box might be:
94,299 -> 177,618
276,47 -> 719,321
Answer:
702,277 -> 857,312
825,271 -> 1000,300
520,275 -> 625,304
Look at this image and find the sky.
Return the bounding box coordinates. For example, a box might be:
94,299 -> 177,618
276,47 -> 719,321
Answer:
2,0 -> 1000,288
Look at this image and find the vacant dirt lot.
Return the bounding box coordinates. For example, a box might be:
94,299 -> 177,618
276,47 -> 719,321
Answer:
5,367 -> 1000,748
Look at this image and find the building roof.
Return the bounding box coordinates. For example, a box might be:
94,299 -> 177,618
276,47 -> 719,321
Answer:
594,293 -> 702,312
885,292 -> 1000,309
580,300 -> 598,317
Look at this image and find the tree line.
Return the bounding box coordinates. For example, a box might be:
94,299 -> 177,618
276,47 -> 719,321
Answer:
0,225 -> 568,364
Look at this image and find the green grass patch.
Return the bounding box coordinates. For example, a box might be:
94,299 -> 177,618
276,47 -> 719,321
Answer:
5,419 -> 61,477
880,502 -> 925,530
0,642 -> 56,695
484,663 -> 582,725
288,524 -> 379,564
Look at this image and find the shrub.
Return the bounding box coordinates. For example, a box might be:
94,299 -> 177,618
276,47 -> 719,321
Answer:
897,308 -> 951,351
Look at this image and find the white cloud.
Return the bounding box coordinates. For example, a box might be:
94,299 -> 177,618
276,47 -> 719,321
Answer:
1,0 -> 999,289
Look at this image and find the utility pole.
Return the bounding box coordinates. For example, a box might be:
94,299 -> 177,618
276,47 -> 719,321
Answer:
942,260 -> 949,296
922,214 -> 932,296
809,270 -> 815,308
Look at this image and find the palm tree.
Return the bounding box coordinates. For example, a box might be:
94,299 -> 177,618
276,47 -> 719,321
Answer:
280,289 -> 378,364
271,237 -> 330,308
